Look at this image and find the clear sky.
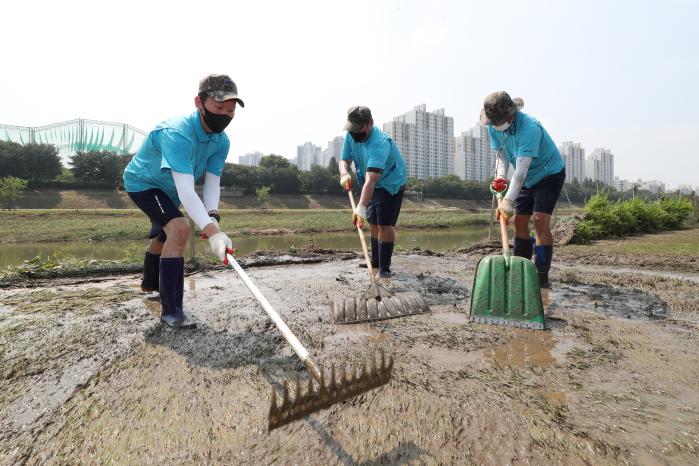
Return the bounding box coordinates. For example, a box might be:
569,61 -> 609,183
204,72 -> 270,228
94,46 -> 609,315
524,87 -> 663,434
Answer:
1,0 -> 697,188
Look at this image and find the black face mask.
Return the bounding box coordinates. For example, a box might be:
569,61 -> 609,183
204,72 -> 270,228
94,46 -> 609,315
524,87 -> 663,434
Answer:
201,105 -> 233,133
350,131 -> 368,143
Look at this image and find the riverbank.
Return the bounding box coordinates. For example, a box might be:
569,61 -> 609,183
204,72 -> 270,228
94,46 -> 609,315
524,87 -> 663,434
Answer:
0,227 -> 697,464
0,208 -> 497,243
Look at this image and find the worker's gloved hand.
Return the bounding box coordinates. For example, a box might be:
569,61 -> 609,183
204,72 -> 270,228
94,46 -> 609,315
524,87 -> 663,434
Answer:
208,232 -> 235,265
490,177 -> 508,194
496,198 -> 515,220
340,173 -> 353,191
352,204 -> 367,228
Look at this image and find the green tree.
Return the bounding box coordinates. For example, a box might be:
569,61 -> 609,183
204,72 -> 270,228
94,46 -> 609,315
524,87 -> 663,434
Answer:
258,154 -> 302,194
71,151 -> 128,186
301,165 -> 337,194
221,163 -> 258,194
0,176 -> 28,210
259,166 -> 302,193
259,154 -> 293,169
56,168 -> 76,183
0,141 -> 24,178
256,185 -> 271,208
20,144 -> 63,181
327,156 -> 340,176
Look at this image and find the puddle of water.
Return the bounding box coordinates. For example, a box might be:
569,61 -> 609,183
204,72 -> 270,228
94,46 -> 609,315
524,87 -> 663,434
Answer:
547,283 -> 668,320
412,343 -> 482,369
484,329 -> 574,369
326,323 -> 388,346
0,227 -> 490,268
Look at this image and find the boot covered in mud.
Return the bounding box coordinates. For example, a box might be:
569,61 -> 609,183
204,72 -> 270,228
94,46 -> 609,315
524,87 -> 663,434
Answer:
141,251 -> 160,292
359,237 -> 380,269
514,236 -> 535,260
159,257 -> 194,328
378,241 -> 394,278
534,245 -> 553,288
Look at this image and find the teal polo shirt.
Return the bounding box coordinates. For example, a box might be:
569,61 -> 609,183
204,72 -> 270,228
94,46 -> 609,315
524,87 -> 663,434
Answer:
488,112 -> 565,188
341,127 -> 407,195
123,111 -> 229,206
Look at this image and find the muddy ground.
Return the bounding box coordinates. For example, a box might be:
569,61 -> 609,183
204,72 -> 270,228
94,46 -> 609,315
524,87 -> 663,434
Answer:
1,231 -> 698,465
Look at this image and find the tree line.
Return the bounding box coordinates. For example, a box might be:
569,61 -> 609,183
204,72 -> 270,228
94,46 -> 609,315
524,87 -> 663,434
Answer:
0,140 -> 671,205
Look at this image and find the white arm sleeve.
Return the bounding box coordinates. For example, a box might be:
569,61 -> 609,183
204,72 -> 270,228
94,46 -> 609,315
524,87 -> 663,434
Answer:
171,171 -> 214,230
504,157 -> 532,202
202,172 -> 221,213
495,150 -> 509,179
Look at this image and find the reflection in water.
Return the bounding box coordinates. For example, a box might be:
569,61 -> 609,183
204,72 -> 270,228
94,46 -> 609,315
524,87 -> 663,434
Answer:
0,227 -> 489,267
142,297 -> 161,318
485,330 -> 557,368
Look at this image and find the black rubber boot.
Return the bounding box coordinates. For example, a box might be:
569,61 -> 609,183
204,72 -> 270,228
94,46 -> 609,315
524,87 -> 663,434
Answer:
141,251 -> 160,292
514,236 -> 535,260
359,237 -> 380,269
534,245 -> 553,288
159,257 -> 195,328
378,241 -> 395,278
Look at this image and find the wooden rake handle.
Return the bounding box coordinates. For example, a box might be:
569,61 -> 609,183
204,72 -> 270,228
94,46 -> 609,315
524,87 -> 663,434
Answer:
496,194 -> 511,259
226,253 -> 323,382
347,191 -> 380,296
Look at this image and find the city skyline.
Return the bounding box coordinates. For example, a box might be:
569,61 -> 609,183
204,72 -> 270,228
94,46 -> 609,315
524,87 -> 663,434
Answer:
1,0 -> 697,188
0,113 -> 689,192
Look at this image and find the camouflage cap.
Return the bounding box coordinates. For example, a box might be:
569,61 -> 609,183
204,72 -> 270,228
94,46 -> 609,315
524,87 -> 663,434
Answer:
344,106 -> 373,131
198,74 -> 245,107
480,91 -> 523,126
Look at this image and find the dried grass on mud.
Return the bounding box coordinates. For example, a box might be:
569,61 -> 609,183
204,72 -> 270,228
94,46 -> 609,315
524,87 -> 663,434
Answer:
1,228 -> 698,465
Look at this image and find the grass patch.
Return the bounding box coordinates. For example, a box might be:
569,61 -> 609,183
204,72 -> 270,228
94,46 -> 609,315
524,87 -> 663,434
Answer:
564,227 -> 699,257
0,208 -> 490,243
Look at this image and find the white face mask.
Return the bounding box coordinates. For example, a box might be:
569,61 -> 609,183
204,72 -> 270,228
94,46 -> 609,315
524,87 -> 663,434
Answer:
493,121 -> 511,131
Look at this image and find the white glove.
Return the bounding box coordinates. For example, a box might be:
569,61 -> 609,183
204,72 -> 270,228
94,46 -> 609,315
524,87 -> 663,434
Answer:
352,204 -> 367,228
340,173 -> 353,191
208,232 -> 234,264
496,198 -> 515,220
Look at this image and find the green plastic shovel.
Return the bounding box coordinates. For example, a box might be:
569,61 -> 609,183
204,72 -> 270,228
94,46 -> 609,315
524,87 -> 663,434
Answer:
469,195 -> 545,330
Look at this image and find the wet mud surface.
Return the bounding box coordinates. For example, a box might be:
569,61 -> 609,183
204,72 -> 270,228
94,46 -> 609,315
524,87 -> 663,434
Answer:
1,231 -> 698,465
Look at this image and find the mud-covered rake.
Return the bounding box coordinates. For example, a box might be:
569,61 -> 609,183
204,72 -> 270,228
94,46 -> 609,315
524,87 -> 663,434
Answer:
332,191 -> 430,324
225,253 -> 393,431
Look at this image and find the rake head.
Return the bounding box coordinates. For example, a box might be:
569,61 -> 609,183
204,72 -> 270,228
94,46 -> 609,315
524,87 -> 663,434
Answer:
332,288 -> 431,324
268,350 -> 394,431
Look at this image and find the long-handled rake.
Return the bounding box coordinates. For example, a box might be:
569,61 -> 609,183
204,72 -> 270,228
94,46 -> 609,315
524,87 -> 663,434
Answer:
225,253 -> 393,431
331,191 -> 430,324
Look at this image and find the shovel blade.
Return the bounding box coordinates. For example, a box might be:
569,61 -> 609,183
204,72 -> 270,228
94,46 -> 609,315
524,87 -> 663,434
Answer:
469,254 -> 545,330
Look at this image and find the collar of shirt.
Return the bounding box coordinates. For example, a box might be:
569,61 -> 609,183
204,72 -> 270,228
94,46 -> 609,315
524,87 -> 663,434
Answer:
191,110 -> 220,144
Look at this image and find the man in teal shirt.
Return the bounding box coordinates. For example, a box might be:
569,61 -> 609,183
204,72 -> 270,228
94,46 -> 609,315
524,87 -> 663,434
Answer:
481,92 -> 566,287
339,106 -> 407,278
124,74 -> 241,327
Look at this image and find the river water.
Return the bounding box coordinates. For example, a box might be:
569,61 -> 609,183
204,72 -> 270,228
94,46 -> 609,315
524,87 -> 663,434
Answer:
0,226 -> 491,267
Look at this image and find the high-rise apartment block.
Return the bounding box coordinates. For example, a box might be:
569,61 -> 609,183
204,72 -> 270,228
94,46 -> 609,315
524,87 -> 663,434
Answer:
454,124 -> 498,181
239,151 -> 263,167
324,136 -> 344,168
296,142 -> 322,171
558,141 -> 585,183
383,105 -> 454,180
585,148 -> 614,186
